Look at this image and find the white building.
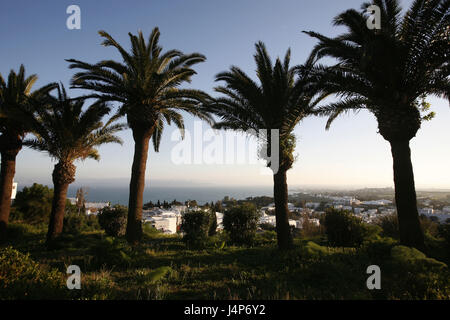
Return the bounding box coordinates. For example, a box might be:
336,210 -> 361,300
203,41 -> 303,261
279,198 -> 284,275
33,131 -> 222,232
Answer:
288,219 -> 297,227
361,199 -> 393,206
85,202 -> 110,215
419,207 -> 434,215
442,206 -> 450,214
215,212 -> 224,230
305,202 -> 320,209
259,212 -> 276,226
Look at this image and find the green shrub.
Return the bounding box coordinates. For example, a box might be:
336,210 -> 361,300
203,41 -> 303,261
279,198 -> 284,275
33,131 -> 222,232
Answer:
391,245 -> 447,271
260,223 -> 276,231
98,205 -> 127,237
181,211 -> 211,248
300,241 -> 330,258
376,214 -> 399,239
324,208 -> 380,247
208,210 -> 218,236
143,222 -> 161,238
10,183 -> 53,224
223,203 -> 260,246
438,223 -> 450,249
362,237 -> 398,260
90,237 -> 132,268
63,213 -> 101,235
0,247 -> 65,299
420,215 -> 440,238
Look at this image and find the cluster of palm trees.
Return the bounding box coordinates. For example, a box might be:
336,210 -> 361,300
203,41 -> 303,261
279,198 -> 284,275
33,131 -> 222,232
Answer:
0,0 -> 448,250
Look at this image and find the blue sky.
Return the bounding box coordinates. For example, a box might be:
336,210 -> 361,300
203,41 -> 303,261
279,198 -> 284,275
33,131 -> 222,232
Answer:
1,0 -> 449,189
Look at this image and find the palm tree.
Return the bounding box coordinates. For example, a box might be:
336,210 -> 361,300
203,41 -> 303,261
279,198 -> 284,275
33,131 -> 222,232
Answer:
207,42 -> 327,249
66,27 -> 212,244
0,65 -> 56,240
304,0 -> 449,249
23,85 -> 124,244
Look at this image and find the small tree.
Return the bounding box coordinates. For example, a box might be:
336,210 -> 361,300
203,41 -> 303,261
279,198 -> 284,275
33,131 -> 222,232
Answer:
208,210 -> 218,236
98,205 -> 127,237
11,183 -> 53,224
324,208 -> 379,247
75,187 -> 87,215
181,211 -> 211,248
223,203 -> 260,246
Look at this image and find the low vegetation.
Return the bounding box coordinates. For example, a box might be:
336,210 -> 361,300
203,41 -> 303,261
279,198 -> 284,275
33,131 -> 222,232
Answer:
1,213 -> 448,300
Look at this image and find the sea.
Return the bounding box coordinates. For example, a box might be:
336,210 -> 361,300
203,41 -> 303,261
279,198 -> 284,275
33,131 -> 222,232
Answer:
65,185 -> 275,205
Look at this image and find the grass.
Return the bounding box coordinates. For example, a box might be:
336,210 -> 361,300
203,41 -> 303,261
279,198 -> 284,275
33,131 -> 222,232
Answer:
1,222 -> 449,300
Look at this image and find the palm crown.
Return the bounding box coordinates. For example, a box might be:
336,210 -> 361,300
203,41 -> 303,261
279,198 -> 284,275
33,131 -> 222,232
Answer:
304,0 -> 449,140
23,85 -> 124,164
0,65 -> 56,142
210,42 -> 325,169
66,27 -> 212,151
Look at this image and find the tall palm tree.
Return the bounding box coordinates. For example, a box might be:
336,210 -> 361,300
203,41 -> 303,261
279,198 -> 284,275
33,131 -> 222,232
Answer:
207,42 -> 327,249
304,0 -> 449,249
0,65 -> 56,240
66,27 -> 212,244
23,85 -> 124,244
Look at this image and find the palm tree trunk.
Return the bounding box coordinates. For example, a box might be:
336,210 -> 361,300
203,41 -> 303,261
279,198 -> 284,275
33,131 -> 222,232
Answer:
46,162 -> 76,245
126,127 -> 154,244
389,139 -> 424,250
0,149 -> 19,241
273,169 -> 293,249
46,181 -> 70,243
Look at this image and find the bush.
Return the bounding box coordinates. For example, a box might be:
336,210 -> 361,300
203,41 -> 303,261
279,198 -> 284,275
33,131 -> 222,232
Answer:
63,213 -> 100,235
223,203 -> 260,246
376,214 -> 399,239
10,183 -> 53,224
438,223 -> 450,248
324,208 -> 380,247
90,237 -> 132,268
0,247 -> 65,299
181,211 -> 211,248
208,210 -> 218,236
419,215 -> 440,238
300,241 -> 331,258
98,205 -> 127,237
362,237 -> 398,260
377,214 -> 441,240
391,245 -> 447,271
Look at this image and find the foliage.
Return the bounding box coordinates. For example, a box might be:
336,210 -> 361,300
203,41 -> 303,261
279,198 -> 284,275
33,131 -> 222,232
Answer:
66,28 -> 212,151
223,203 -> 260,246
208,210 -> 218,236
63,213 -> 100,235
1,222 -> 449,299
361,236 -> 398,260
391,245 -> 447,271
23,84 -> 124,164
11,183 -> 53,224
376,214 -> 399,239
378,214 -> 441,240
324,208 -> 381,247
300,241 -> 331,258
181,211 -> 211,248
98,205 -> 127,237
0,65 -> 56,138
438,223 -> 450,250
90,236 -> 132,268
0,247 -> 64,299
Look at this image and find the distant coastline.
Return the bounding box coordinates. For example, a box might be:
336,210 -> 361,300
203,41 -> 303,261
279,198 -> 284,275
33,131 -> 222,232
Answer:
65,185 -> 274,205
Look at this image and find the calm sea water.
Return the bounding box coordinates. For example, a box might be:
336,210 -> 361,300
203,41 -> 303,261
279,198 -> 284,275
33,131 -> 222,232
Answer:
66,185 -> 274,205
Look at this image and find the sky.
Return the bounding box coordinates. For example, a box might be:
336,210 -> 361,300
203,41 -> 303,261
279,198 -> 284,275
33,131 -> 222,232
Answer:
1,0 -> 449,190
